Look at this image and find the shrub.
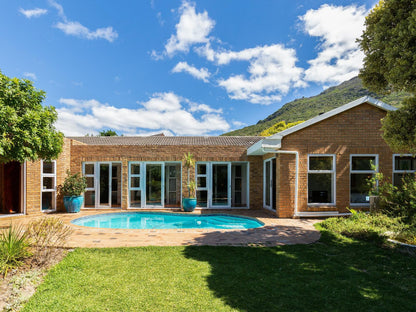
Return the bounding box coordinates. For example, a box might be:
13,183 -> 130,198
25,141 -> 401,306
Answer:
393,225 -> 416,245
319,210 -> 404,243
26,217 -> 72,264
0,224 -> 31,277
60,171 -> 87,196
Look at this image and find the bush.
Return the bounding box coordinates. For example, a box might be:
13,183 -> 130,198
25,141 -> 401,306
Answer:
393,225 -> 416,245
26,217 -> 72,264
60,171 -> 87,196
0,224 -> 31,277
319,210 -> 404,243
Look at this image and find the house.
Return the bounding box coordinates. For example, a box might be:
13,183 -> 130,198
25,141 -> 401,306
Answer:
1,96 -> 414,218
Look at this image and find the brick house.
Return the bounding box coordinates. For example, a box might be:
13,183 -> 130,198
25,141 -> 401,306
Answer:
1,96 -> 414,218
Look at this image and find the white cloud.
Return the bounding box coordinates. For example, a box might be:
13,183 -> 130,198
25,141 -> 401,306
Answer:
172,62 -> 210,82
164,1 -> 215,56
19,8 -> 47,18
300,4 -> 367,84
217,44 -> 304,105
55,92 -> 229,136
23,72 -> 37,80
49,0 -> 118,42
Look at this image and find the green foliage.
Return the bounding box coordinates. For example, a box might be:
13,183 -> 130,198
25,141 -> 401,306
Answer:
59,171 -> 87,196
0,224 -> 31,277
0,71 -> 64,163
26,217 -> 73,265
183,152 -> 195,198
260,120 -> 304,137
222,76 -> 408,136
99,129 -> 118,136
382,97 -> 416,153
358,0 -> 416,94
319,211 -> 403,243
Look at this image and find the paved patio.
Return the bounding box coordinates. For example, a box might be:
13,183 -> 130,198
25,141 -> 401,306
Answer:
0,210 -> 321,247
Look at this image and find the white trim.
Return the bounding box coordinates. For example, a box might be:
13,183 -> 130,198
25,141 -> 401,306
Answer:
307,154 -> 336,206
349,154 -> 378,205
247,96 -> 396,156
22,162 -> 26,215
295,211 -> 352,217
41,160 -> 56,212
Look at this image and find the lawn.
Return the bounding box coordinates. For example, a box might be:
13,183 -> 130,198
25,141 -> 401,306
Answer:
22,230 -> 416,312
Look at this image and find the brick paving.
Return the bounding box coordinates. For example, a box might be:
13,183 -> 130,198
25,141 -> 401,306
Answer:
0,209 -> 321,248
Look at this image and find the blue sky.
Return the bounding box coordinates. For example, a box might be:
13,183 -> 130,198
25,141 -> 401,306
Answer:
0,0 -> 376,136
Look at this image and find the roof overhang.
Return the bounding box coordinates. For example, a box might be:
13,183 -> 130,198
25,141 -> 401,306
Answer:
247,96 -> 396,156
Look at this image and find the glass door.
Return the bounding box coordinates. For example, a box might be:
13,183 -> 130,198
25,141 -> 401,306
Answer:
212,163 -> 231,208
264,158 -> 276,210
145,163 -> 164,207
99,163 -> 110,207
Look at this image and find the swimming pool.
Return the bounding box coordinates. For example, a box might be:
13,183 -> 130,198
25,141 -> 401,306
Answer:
71,212 -> 264,230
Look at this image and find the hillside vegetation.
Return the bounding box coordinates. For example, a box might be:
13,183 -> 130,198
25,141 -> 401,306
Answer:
223,76 -> 409,136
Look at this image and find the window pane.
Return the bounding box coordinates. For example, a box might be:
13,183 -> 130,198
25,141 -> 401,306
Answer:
130,164 -> 140,175
352,156 -> 375,171
197,190 -> 207,207
197,176 -> 206,188
130,190 -> 141,207
350,173 -> 373,203
395,156 -> 416,171
130,177 -> 140,188
86,177 -> 94,188
43,161 -> 54,174
197,164 -> 206,175
42,177 -> 54,190
309,157 -> 332,171
84,190 -> 95,207
42,192 -> 55,210
308,173 -> 332,203
394,173 -> 415,187
84,164 -> 94,175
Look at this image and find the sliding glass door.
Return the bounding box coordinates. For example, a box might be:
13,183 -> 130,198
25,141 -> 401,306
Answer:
145,163 -> 164,207
212,163 -> 231,207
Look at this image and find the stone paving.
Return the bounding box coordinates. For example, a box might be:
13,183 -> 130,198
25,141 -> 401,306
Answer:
0,209 -> 321,247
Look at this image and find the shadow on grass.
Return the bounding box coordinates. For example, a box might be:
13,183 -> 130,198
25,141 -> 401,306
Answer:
183,229 -> 416,312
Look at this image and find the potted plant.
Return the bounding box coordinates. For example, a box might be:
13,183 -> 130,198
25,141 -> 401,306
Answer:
60,171 -> 87,213
182,152 -> 197,212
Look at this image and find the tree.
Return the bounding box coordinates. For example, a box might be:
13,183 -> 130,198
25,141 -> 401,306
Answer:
0,71 -> 63,163
358,0 -> 416,153
99,129 -> 118,136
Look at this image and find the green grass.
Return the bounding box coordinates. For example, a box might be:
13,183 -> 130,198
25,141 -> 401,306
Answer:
22,231 -> 416,312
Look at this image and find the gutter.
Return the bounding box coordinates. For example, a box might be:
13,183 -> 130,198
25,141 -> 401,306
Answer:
262,148 -> 299,217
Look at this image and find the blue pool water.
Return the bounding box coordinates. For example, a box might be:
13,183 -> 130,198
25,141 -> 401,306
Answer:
71,212 -> 264,230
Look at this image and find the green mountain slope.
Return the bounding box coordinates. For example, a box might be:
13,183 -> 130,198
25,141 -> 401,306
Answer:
222,76 -> 409,136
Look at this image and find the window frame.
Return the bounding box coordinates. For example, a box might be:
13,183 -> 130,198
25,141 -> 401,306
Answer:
128,162 -> 143,209
41,160 -> 56,212
307,154 -> 336,206
349,154 -> 378,206
392,154 -> 416,186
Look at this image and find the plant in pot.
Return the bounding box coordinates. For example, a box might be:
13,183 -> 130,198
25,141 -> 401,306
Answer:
60,171 -> 87,213
182,152 -> 197,212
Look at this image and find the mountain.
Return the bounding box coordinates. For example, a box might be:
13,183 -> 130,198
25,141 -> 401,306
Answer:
222,76 -> 409,136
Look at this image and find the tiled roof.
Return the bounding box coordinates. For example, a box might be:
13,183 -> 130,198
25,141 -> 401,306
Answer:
67,136 -> 263,147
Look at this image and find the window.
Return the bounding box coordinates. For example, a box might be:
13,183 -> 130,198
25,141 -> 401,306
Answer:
196,163 -> 208,207
308,155 -> 335,204
393,155 -> 416,187
350,155 -> 378,204
41,160 -> 56,211
83,163 -> 95,208
129,162 -> 142,208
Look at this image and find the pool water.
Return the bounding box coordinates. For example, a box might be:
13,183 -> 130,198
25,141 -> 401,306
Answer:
71,212 -> 264,230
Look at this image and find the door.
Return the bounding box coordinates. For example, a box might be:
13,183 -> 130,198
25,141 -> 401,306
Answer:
211,163 -> 231,208
264,158 -> 276,210
99,163 -> 111,207
145,163 -> 164,207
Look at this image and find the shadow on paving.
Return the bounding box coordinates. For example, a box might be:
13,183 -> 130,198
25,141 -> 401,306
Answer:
183,230 -> 416,312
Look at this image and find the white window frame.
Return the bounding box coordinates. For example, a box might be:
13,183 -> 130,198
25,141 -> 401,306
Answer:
41,160 -> 56,212
349,154 -> 378,206
392,154 -> 416,186
263,157 -> 275,211
128,161 -> 143,209
307,154 -> 336,206
195,162 -> 249,209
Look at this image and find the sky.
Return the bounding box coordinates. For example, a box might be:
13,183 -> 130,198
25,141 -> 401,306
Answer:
0,0 -> 377,136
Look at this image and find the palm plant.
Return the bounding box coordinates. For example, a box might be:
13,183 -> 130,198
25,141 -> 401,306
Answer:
183,152 -> 195,198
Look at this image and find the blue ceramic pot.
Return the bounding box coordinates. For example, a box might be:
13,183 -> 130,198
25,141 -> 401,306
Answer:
63,196 -> 84,213
182,198 -> 197,212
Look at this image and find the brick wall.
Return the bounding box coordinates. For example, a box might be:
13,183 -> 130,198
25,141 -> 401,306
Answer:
273,103 -> 393,217
69,143 -> 263,210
